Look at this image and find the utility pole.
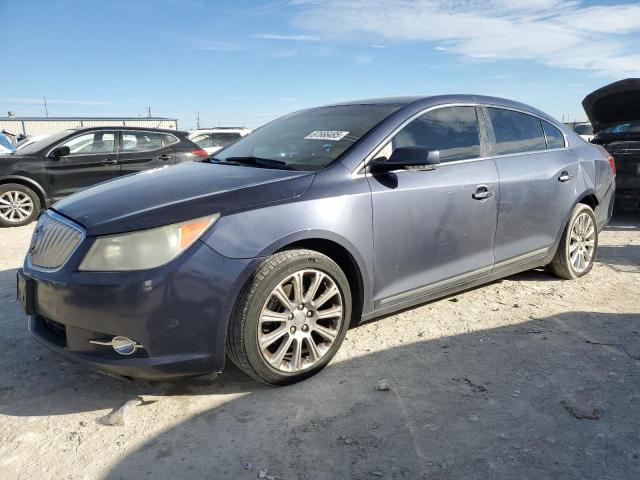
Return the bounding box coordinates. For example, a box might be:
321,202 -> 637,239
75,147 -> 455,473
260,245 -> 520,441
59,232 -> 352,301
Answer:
43,97 -> 49,117
196,112 -> 200,129
147,106 -> 151,118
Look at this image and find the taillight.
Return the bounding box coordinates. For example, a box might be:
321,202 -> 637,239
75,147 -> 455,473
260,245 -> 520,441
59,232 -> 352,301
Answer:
191,148 -> 208,158
607,155 -> 616,175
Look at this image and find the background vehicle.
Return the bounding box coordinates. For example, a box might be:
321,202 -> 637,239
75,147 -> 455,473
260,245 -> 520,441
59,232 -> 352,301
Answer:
584,78 -> 640,211
188,127 -> 252,155
0,132 -> 16,154
16,134 -> 50,151
19,95 -> 615,386
0,127 -> 207,227
573,122 -> 594,142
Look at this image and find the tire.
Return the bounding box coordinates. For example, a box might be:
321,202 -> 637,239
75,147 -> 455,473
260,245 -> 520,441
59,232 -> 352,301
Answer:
227,249 -> 352,385
0,183 -> 41,227
547,203 -> 598,280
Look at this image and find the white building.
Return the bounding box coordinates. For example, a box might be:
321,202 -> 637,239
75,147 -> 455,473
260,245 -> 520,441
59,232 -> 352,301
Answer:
0,116 -> 178,137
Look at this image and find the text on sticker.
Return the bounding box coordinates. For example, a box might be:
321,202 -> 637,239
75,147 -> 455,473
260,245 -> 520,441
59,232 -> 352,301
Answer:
304,131 -> 350,141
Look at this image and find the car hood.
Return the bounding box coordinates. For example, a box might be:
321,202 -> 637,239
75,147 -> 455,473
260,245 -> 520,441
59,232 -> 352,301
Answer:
582,78 -> 640,133
53,161 -> 315,236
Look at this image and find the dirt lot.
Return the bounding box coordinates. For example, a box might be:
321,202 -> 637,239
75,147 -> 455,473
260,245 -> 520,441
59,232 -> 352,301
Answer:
0,215 -> 639,480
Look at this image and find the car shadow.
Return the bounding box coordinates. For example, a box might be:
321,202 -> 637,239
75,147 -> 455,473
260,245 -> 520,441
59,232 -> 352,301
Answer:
1,307 -> 639,479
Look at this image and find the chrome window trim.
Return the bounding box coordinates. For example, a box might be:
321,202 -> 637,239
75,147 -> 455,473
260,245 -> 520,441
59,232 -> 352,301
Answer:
351,102 -> 569,178
46,130 -> 119,159
26,210 -> 86,273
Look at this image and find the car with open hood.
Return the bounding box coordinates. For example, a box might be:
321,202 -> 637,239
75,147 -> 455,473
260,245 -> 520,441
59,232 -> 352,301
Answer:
18,95 -> 615,385
584,78 -> 640,211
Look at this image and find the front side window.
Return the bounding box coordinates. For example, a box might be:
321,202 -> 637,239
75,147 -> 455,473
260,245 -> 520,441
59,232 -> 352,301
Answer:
212,104 -> 402,171
386,106 -> 481,162
61,131 -> 116,155
543,121 -> 566,149
122,131 -> 165,152
488,108 -> 546,155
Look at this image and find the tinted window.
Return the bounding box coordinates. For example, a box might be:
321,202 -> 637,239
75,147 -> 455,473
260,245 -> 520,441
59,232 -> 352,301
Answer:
17,129 -> 76,155
122,131 -> 165,152
543,121 -> 565,149
488,108 -> 546,155
162,133 -> 178,146
391,106 -> 481,162
61,131 -> 116,155
214,104 -> 401,171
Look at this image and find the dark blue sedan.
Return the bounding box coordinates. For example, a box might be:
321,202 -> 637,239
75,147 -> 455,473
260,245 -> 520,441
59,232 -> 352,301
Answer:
18,95 -> 616,384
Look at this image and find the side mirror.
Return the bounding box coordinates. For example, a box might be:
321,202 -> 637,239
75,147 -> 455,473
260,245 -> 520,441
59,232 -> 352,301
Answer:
369,146 -> 440,173
49,146 -> 70,159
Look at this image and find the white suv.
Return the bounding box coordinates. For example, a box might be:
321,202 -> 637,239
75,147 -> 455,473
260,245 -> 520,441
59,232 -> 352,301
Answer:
188,128 -> 252,155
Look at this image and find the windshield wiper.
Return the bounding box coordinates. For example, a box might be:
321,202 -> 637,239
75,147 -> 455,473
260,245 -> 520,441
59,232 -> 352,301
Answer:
202,155 -> 294,170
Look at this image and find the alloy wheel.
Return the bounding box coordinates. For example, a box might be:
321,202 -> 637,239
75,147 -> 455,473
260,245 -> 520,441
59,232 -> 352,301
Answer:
258,269 -> 344,372
569,212 -> 595,273
0,191 -> 34,223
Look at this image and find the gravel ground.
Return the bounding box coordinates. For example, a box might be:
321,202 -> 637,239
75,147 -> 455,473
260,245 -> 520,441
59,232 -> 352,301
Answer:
0,215 -> 639,480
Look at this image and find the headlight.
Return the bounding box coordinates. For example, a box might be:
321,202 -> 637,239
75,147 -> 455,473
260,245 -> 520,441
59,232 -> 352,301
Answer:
78,214 -> 220,271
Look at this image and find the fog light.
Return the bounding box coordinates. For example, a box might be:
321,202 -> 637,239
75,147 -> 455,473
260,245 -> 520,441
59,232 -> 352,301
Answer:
89,336 -> 142,356
111,336 -> 138,355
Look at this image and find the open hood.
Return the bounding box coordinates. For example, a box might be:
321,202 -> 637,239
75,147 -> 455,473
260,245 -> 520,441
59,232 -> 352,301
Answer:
582,78 -> 640,133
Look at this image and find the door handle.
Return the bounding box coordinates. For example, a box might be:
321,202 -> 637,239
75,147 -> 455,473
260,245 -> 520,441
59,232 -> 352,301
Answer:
472,185 -> 494,200
102,158 -> 118,166
158,154 -> 172,161
558,171 -> 571,182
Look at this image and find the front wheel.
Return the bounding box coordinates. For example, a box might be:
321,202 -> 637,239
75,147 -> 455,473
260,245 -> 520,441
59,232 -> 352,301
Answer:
547,203 -> 598,279
227,249 -> 352,385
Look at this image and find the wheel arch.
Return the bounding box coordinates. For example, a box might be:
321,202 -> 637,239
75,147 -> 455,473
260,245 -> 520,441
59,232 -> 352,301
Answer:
0,176 -> 48,208
264,234 -> 369,324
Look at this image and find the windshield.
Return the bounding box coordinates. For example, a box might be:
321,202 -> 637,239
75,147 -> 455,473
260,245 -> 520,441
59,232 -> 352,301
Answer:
601,121 -> 640,135
17,129 -> 76,155
211,104 -> 401,171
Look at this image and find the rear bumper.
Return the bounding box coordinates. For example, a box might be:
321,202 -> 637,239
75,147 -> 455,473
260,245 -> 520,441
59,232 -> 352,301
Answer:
23,240 -> 260,381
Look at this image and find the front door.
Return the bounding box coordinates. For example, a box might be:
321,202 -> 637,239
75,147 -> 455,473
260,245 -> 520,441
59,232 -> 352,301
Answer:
46,130 -> 119,201
367,105 -> 499,308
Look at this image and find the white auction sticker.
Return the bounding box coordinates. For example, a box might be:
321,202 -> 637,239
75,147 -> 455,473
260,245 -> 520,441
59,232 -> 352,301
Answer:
304,131 -> 349,141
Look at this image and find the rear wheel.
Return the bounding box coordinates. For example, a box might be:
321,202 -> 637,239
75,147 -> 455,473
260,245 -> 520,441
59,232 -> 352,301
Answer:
0,183 -> 41,227
227,249 -> 352,385
547,203 -> 598,279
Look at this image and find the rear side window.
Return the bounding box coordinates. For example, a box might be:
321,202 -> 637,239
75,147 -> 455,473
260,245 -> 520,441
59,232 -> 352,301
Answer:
488,108 -> 546,155
162,133 -> 179,147
543,121 -> 566,149
392,106 -> 481,162
122,131 -> 165,152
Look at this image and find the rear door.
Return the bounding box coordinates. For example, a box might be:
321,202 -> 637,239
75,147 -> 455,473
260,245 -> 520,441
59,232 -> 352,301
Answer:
485,106 -> 578,264
367,105 -> 499,308
118,130 -> 178,176
45,130 -> 119,201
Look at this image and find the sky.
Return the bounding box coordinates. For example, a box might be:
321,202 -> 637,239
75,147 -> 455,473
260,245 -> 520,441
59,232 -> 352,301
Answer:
2,0 -> 640,130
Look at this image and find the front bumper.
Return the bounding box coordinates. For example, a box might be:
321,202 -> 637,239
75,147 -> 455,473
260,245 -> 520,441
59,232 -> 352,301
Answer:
23,240 -> 260,381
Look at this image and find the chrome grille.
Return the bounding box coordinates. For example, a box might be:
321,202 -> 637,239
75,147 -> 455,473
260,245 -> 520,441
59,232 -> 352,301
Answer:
28,212 -> 84,270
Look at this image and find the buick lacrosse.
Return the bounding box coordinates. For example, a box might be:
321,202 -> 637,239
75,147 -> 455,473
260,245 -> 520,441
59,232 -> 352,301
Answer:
18,95 -> 615,385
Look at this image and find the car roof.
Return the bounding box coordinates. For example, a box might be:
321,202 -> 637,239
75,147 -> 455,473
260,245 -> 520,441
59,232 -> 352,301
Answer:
321,94 -> 559,124
67,126 -> 187,135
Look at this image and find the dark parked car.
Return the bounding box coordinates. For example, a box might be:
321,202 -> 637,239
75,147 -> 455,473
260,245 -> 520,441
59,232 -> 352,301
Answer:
0,127 -> 207,226
18,95 -> 615,385
584,78 -> 640,211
